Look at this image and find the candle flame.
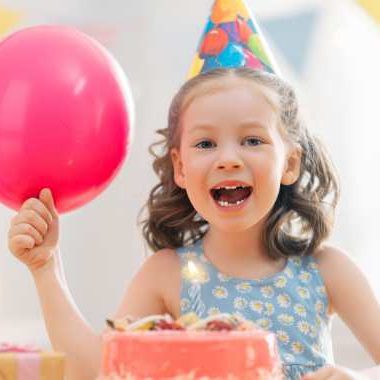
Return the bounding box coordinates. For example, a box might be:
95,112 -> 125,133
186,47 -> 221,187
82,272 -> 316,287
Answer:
182,260 -> 207,284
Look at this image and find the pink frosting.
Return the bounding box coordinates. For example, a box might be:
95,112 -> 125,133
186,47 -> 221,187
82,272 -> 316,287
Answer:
0,342 -> 40,353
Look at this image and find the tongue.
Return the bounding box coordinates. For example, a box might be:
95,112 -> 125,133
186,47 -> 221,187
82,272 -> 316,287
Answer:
218,188 -> 250,203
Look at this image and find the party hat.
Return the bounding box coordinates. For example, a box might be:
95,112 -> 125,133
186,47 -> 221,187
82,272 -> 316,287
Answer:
188,0 -> 279,78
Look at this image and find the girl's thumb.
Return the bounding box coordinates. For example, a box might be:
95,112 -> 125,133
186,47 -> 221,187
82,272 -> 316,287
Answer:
39,188 -> 59,218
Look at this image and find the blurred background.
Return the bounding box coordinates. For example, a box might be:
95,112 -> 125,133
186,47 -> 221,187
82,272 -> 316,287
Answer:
1,0 -> 380,370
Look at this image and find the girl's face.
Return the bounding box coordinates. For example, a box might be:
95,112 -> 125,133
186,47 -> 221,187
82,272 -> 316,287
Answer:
171,78 -> 301,232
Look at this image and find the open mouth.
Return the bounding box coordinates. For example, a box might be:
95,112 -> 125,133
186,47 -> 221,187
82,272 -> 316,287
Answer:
210,185 -> 253,208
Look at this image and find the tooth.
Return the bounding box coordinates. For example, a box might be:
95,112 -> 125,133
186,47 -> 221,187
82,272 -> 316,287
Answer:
217,199 -> 245,207
213,185 -> 251,193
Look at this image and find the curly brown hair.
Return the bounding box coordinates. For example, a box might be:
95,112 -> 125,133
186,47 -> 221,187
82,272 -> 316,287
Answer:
138,68 -> 340,259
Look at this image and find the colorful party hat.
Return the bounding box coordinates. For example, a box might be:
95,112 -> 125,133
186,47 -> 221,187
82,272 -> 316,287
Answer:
188,0 -> 279,78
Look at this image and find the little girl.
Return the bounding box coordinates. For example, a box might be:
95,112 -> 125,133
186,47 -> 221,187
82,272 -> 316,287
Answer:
7,68 -> 380,380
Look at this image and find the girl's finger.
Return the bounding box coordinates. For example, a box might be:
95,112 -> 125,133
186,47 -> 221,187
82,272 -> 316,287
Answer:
11,209 -> 48,236
21,197 -> 53,225
8,223 -> 44,245
9,234 -> 35,256
39,188 -> 59,219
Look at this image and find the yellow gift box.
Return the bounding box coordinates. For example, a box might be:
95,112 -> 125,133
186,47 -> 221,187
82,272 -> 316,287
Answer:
0,344 -> 65,380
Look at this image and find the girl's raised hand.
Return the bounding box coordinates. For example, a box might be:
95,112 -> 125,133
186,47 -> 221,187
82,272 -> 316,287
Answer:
302,365 -> 369,380
8,188 -> 59,273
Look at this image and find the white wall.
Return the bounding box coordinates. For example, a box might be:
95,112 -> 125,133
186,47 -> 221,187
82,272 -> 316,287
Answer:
1,0 -> 379,370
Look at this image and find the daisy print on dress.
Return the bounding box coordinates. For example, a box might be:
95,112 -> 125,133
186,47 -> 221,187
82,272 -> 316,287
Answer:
298,270 -> 312,283
256,318 -> 272,330
274,275 -> 288,288
260,285 -> 275,298
235,282 -> 252,293
294,303 -> 307,318
297,286 -> 311,299
233,297 -> 248,310
264,302 -> 275,316
278,313 -> 295,326
249,300 -> 264,314
276,330 -> 290,345
291,341 -> 305,355
207,307 -> 221,316
277,293 -> 291,308
297,320 -> 311,336
212,286 -> 229,299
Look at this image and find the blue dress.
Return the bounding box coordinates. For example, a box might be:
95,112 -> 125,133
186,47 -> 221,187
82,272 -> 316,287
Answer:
176,238 -> 334,380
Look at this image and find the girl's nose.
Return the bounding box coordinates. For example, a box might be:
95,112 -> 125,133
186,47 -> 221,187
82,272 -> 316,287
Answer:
217,159 -> 242,170
216,147 -> 243,170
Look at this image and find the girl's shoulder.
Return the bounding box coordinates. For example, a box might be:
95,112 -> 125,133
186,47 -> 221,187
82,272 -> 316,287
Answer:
312,243 -> 351,273
311,243 -> 354,316
312,243 -> 380,362
134,248 -> 181,301
147,248 -> 181,275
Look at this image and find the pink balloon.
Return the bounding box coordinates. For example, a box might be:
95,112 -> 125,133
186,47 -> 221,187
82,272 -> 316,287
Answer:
0,25 -> 133,213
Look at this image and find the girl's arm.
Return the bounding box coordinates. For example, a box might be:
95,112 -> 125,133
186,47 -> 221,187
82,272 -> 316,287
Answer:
31,251 -> 102,380
312,245 -> 380,378
8,189 -> 102,380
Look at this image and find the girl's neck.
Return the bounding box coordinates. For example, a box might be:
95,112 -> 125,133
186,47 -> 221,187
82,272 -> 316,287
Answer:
203,219 -> 269,263
201,220 -> 287,280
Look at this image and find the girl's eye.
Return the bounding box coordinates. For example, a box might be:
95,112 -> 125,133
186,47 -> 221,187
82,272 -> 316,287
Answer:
243,137 -> 263,146
195,140 -> 215,149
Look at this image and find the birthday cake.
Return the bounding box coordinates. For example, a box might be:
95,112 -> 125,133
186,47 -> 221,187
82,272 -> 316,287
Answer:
99,313 -> 283,380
